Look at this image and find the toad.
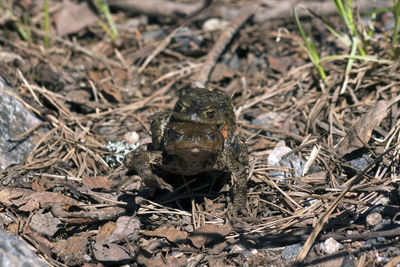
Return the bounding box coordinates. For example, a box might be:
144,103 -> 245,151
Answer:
124,88 -> 248,211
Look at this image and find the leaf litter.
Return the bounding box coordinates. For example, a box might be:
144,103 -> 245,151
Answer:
0,0 -> 399,266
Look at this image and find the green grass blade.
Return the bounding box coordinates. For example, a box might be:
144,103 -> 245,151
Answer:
321,54 -> 393,64
340,34 -> 358,94
293,7 -> 326,82
96,0 -> 119,41
393,0 -> 400,57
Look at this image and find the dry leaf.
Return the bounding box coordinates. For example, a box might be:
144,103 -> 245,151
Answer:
267,55 -> 292,73
337,100 -> 389,156
55,1 -> 97,36
97,221 -> 117,240
137,252 -> 186,267
29,211 -> 62,238
0,188 -> 78,212
104,216 -> 141,243
189,223 -> 232,248
92,241 -> 131,263
52,233 -> 90,266
82,175 -> 113,190
142,224 -> 188,244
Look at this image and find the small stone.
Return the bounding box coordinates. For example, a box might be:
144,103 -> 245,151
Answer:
376,197 -> 389,206
366,212 -> 382,227
320,238 -> 343,255
124,131 -> 140,145
282,242 -> 303,259
203,18 -> 229,31
0,76 -> 42,170
377,236 -> 386,242
230,244 -> 245,254
0,230 -> 47,266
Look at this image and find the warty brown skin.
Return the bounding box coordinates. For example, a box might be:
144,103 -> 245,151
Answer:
124,87 -> 248,212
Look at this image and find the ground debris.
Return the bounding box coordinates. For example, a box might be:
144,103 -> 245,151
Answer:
0,0 -> 399,266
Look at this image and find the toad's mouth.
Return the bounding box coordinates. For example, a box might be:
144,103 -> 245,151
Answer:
173,146 -> 219,154
167,146 -> 221,158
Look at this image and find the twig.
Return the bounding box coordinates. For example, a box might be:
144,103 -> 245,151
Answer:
246,226 -> 400,245
109,0 -> 203,18
138,0 -> 212,73
295,145 -> 399,263
30,27 -> 125,69
110,0 -> 393,24
191,5 -> 258,88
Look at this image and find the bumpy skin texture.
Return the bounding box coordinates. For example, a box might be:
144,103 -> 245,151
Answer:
124,88 -> 248,211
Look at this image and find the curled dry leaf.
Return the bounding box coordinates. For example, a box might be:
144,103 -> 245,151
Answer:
0,188 -> 78,212
51,204 -> 126,223
189,223 -> 232,248
142,224 -> 188,244
337,100 -> 389,156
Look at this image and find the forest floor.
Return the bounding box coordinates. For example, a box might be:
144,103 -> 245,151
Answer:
0,0 -> 400,266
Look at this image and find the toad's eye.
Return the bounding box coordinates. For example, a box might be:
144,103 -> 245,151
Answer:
174,102 -> 183,112
206,109 -> 215,118
206,130 -> 220,141
207,133 -> 216,140
168,129 -> 183,141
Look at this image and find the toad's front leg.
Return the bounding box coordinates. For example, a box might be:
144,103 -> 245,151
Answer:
229,161 -> 248,214
124,145 -> 173,195
217,136 -> 249,214
215,158 -> 248,214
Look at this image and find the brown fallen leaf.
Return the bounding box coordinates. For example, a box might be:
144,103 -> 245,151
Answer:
92,241 -> 131,264
189,223 -> 232,248
267,55 -> 293,73
88,70 -> 124,102
55,1 -> 97,36
337,100 -> 389,156
97,221 -> 117,240
51,204 -> 126,223
96,216 -> 141,243
137,252 -> 187,267
82,175 -> 113,190
142,224 -> 188,244
52,233 -> 90,266
0,188 -> 78,212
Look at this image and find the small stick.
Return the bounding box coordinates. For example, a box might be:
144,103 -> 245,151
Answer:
192,5 -> 258,88
138,0 -> 212,73
295,145 -> 399,263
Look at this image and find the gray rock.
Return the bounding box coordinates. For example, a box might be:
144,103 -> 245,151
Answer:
0,230 -> 48,266
281,242 -> 303,259
0,76 -> 41,170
